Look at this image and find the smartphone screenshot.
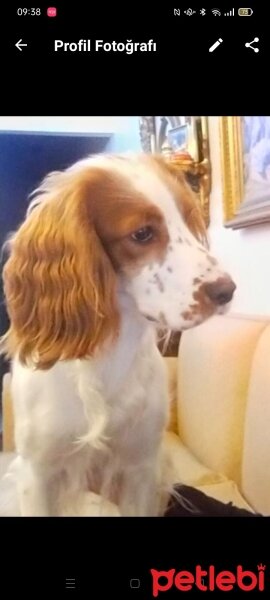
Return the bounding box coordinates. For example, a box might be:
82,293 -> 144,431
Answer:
0,2 -> 270,597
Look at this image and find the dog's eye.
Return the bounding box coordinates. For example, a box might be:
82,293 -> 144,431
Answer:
131,226 -> 154,243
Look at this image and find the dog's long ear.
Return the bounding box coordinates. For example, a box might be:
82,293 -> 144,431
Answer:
2,170 -> 119,369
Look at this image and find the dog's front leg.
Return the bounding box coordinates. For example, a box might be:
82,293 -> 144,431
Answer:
17,458 -> 52,517
118,361 -> 170,516
119,462 -> 161,517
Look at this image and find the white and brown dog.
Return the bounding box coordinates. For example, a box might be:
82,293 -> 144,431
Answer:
1,154 -> 235,516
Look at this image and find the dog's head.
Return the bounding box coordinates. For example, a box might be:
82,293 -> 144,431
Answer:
2,153 -> 235,367
105,154 -> 236,330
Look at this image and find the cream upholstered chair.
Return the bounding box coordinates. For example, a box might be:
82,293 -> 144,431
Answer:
163,314 -> 270,515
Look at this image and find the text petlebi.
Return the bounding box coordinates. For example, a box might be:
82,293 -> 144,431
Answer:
54,39 -> 157,54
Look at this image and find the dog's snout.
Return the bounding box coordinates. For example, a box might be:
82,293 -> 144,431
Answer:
204,277 -> 236,306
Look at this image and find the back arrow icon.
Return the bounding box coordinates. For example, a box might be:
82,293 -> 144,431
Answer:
15,39 -> 27,51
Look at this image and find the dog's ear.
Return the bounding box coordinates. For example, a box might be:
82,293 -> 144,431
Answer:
2,170 -> 120,369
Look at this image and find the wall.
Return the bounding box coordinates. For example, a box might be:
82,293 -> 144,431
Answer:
107,117 -> 141,152
0,116 -> 142,153
0,116 -> 141,139
208,117 -> 270,318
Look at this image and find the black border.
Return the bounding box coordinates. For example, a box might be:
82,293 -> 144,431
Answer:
1,2 -> 269,115
1,517 -> 270,595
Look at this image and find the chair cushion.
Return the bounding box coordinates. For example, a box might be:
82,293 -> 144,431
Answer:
163,432 -> 254,512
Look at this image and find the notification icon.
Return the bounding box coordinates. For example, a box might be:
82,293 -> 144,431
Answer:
47,7 -> 57,17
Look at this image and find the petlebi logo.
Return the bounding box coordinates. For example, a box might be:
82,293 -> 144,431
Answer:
150,564 -> 266,596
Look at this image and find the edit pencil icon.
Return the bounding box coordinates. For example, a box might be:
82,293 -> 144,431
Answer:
209,38 -> 223,52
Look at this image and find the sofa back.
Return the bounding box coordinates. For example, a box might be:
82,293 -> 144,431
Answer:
176,315 -> 270,513
241,326 -> 270,514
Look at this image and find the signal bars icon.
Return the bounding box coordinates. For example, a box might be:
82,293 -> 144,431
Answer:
224,8 -> 235,16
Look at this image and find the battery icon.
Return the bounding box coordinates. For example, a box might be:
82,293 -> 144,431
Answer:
238,8 -> 253,16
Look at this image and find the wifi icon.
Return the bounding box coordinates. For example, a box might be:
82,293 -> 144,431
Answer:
212,8 -> 221,16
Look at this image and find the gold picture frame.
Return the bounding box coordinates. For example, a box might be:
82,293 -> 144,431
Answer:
139,116 -> 211,227
220,117 -> 244,223
221,116 -> 270,229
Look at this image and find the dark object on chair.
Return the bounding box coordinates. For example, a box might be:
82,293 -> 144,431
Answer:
165,485 -> 262,517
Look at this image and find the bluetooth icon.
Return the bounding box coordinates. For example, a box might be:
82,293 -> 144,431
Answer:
200,8 -> 206,15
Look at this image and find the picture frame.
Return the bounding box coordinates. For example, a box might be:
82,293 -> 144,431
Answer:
220,116 -> 270,229
139,116 -> 211,227
167,124 -> 188,153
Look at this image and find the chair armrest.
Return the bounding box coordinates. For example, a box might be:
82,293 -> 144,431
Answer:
2,373 -> 15,452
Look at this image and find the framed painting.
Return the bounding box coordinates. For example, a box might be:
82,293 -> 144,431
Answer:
220,116 -> 270,228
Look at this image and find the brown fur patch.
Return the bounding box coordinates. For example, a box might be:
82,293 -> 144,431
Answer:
182,281 -> 217,322
148,155 -> 208,245
181,310 -> 193,320
192,283 -> 215,319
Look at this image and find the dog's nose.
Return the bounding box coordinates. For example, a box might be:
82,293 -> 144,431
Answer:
204,277 -> 236,306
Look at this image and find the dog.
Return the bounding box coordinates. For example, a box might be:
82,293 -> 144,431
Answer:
1,153 -> 236,516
